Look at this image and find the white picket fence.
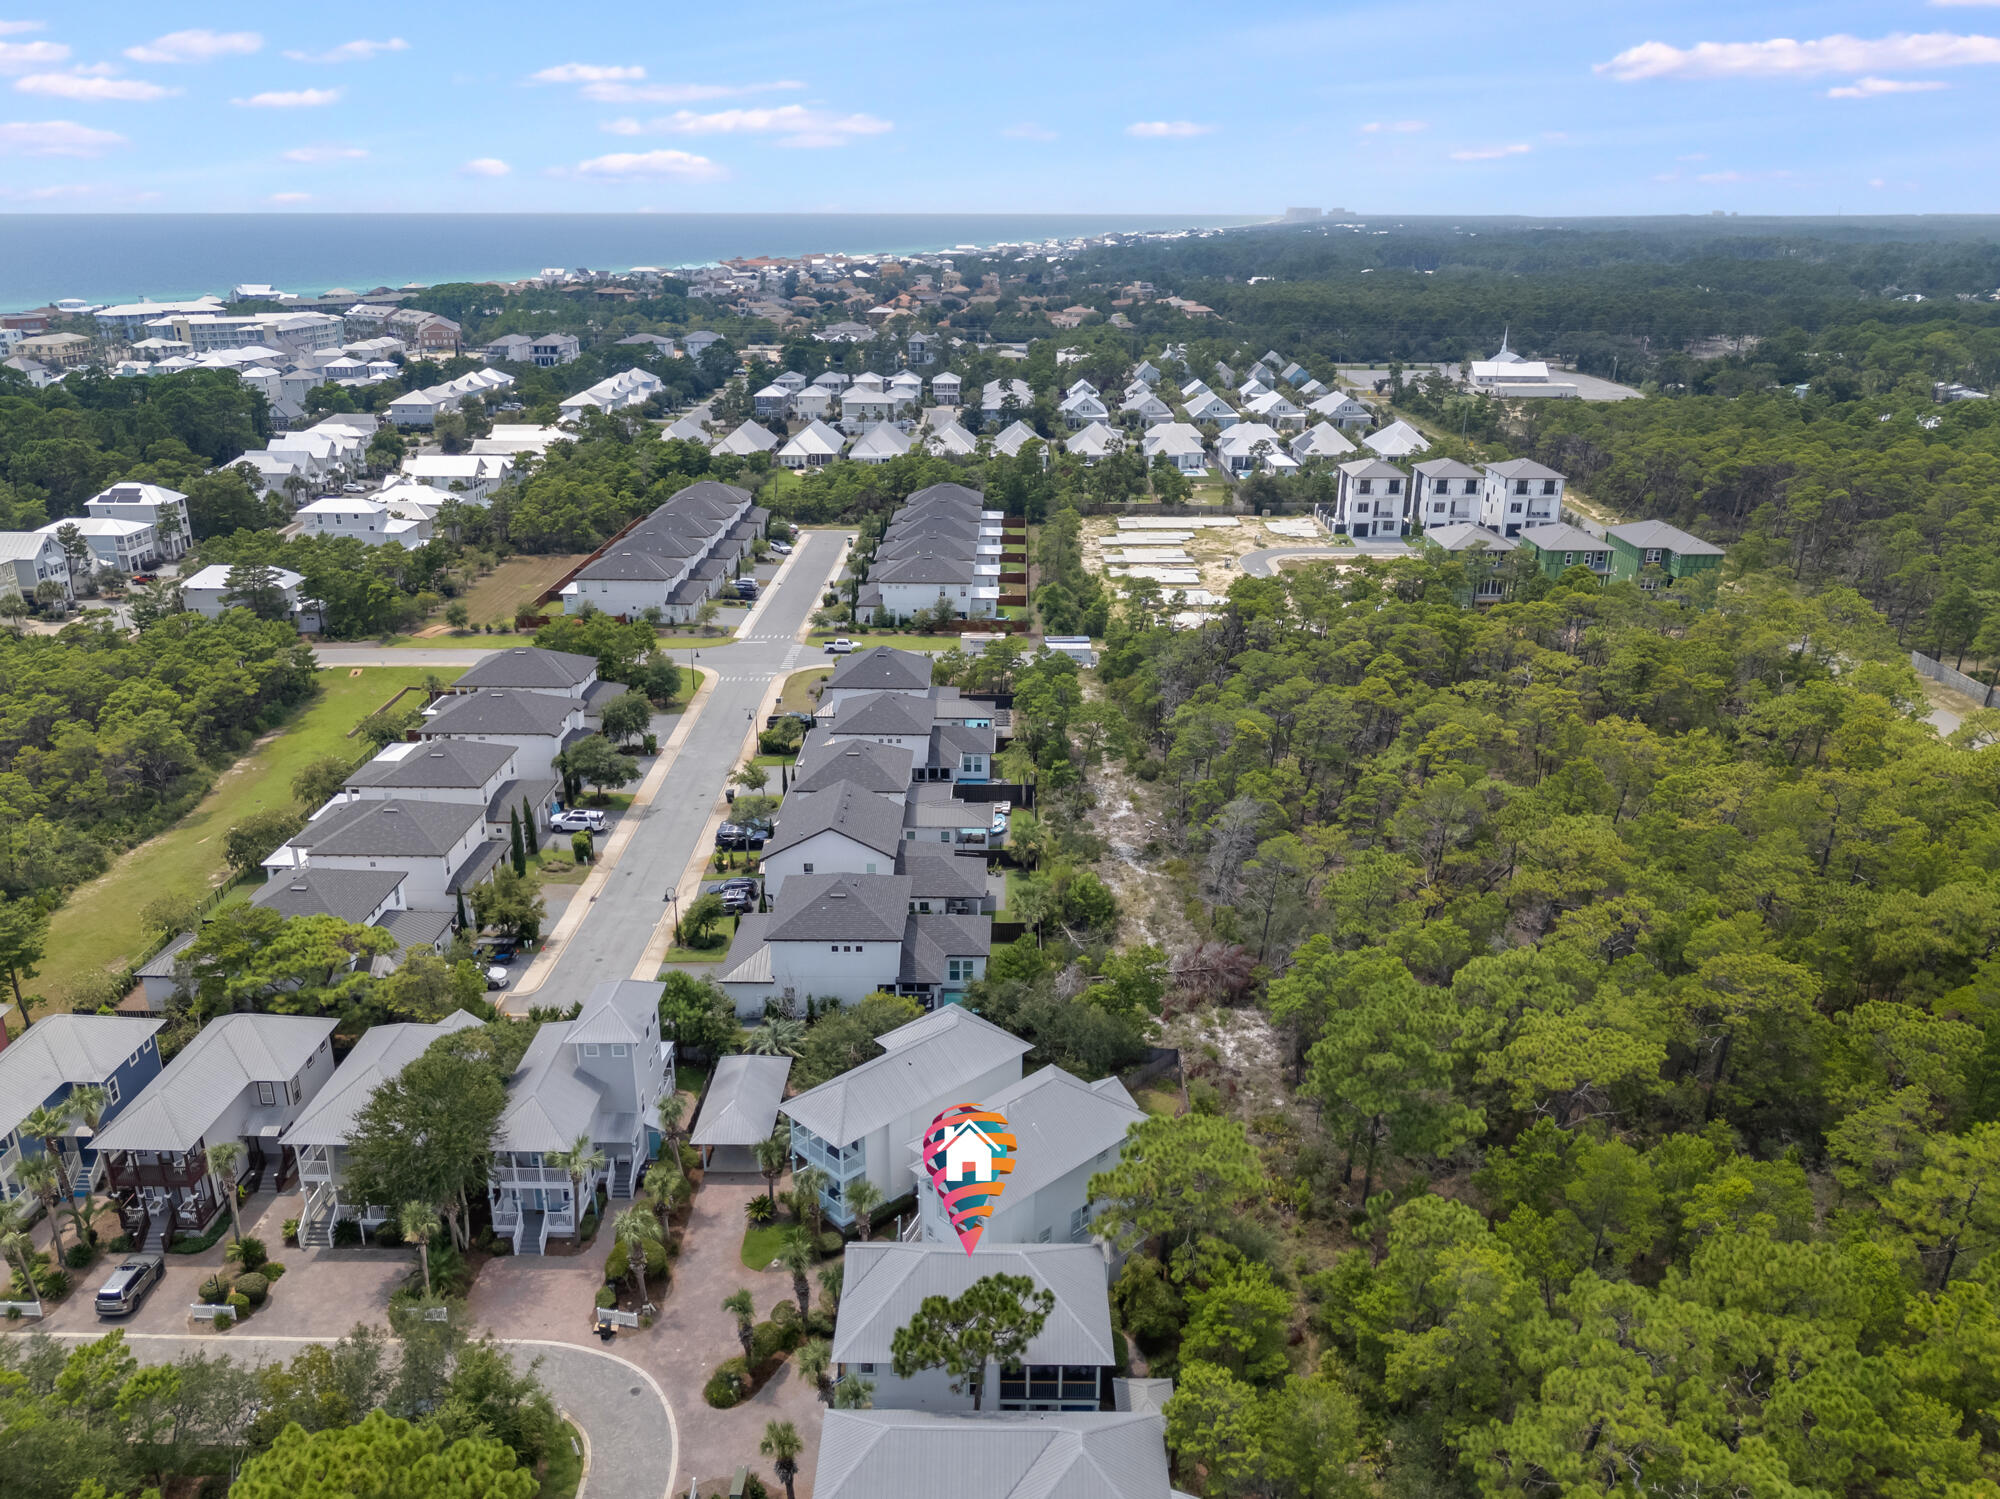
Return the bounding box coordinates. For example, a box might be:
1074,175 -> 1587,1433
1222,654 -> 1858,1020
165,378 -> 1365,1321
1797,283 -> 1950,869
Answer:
0,1299 -> 44,1319
190,1302 -> 237,1323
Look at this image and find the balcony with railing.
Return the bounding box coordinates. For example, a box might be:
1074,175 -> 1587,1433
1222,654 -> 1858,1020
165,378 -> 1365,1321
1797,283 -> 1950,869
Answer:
101,1149 -> 211,1191
791,1128 -> 866,1183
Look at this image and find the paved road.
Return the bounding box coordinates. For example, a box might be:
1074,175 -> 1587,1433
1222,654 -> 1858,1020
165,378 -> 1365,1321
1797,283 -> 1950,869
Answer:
45,1331 -> 678,1499
503,529 -> 851,1013
1238,541 -> 1416,576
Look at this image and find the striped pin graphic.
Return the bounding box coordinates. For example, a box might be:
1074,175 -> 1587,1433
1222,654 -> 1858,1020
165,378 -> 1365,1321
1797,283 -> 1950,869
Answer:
921,1103 -> 1016,1254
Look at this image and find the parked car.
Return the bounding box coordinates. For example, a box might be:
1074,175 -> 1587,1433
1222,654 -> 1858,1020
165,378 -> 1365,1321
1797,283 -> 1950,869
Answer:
732,580 -> 760,599
824,637 -> 855,655
704,879 -> 760,914
550,808 -> 607,833
770,542 -> 793,555
485,966 -> 511,991
714,821 -> 770,851
343,481 -> 369,493
476,944 -> 517,966
128,573 -> 157,585
95,1252 -> 165,1319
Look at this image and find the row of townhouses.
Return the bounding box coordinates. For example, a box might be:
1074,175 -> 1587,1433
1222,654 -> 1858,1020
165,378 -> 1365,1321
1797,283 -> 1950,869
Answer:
718,645 -> 1003,1017
557,480 -> 767,622
851,483 -> 1017,623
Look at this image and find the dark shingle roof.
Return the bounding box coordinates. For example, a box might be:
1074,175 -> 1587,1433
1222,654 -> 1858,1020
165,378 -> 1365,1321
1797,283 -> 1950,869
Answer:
899,912 -> 991,983
833,692 -> 937,738
766,784 -> 907,859
346,739 -> 514,791
422,689 -> 578,737
453,647 -> 598,691
768,873 -> 912,943
828,647 -> 933,695
294,799 -> 483,858
793,735 -> 915,794
250,867 -> 407,922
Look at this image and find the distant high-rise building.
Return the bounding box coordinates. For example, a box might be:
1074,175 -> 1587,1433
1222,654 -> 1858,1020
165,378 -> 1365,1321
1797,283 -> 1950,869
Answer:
1283,207 -> 1323,222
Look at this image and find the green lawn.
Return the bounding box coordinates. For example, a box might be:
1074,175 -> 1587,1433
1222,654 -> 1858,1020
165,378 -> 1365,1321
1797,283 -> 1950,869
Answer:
537,1419 -> 586,1499
382,630 -> 729,651
812,634 -> 967,654
741,1218 -> 789,1270
779,665 -> 832,715
39,666 -> 458,1006
1134,1085 -> 1182,1118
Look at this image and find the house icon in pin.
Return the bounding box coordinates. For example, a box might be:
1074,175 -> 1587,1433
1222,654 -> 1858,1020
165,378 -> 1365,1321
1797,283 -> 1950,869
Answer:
941,1120 -> 999,1184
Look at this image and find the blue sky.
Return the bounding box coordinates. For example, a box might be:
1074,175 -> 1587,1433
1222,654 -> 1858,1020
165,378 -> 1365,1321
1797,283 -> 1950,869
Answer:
0,2 -> 1995,214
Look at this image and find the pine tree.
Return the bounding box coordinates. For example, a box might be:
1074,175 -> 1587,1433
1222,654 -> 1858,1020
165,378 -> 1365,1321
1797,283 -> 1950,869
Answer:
509,807 -> 526,876
455,891 -> 470,931
521,797 -> 539,855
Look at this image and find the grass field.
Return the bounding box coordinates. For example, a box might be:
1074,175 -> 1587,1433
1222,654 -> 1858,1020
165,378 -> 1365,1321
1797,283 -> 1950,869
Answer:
778,665 -> 831,715
39,666 -> 458,1006
740,1219 -> 789,1270
457,554 -> 591,626
537,1419 -> 586,1499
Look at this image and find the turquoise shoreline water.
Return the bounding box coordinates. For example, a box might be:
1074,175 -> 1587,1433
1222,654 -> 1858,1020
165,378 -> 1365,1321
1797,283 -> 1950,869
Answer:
0,212 -> 1258,311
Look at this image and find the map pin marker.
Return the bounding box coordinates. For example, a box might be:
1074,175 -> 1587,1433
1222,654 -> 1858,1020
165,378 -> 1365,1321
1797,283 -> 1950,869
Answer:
922,1102 -> 1016,1254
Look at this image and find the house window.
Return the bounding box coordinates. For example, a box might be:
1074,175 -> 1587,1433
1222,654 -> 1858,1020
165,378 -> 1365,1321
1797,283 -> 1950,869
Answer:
1510,502 -> 1523,514
1431,502 -> 1445,515
1465,480 -> 1479,494
830,945 -> 840,952
1543,479 -> 1558,495
802,863 -> 814,873
1070,1205 -> 1090,1239
947,958 -> 975,983
1515,479 -> 1529,494
1036,1227 -> 1052,1243
105,1077 -> 121,1106
1644,548 -> 1662,564
289,1077 -> 302,1105
611,1045 -> 628,1057
857,1363 -> 876,1375
256,1081 -> 276,1107
583,1044 -> 600,1057
1563,552 -> 1575,565
1357,479 -> 1372,494
1387,480 -> 1402,494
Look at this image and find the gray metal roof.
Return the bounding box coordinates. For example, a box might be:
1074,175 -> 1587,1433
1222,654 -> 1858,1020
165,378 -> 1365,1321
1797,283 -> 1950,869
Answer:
567,980 -> 656,1046
829,647 -> 934,695
768,874 -> 912,944
766,784 -> 907,860
93,1014 -> 337,1154
782,1006 -> 1030,1145
1424,524 -> 1516,553
1485,457 -> 1564,481
280,1012 -> 482,1148
1518,523 -> 1607,555
834,1242 -> 1113,1366
691,1055 -> 792,1148
250,867 -> 406,923
1607,519 -> 1724,556
1412,457 -> 1483,481
293,798 -> 484,859
347,739 -> 515,791
0,1015 -> 165,1138
422,689 -> 578,737
453,647 -> 598,691
1113,1379 -> 1175,1415
958,1068 -> 1144,1230
813,1411 -> 1172,1499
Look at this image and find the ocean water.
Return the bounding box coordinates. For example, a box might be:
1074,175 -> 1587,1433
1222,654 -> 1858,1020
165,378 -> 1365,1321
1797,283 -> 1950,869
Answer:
0,212 -> 1258,311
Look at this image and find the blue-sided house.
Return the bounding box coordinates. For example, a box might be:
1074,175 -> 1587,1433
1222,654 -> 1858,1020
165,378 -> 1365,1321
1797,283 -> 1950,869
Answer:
0,1016 -> 165,1206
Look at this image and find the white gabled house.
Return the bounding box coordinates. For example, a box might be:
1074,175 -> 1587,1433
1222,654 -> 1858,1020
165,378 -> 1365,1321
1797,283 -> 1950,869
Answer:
779,419 -> 848,470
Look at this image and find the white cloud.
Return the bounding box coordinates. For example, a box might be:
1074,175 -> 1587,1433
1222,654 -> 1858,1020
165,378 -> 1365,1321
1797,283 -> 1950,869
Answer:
1598,31 -> 2000,80
601,116 -> 642,134
234,88 -> 340,108
580,78 -> 802,104
1002,122 -> 1057,142
0,38 -> 65,72
529,63 -> 644,84
268,192 -> 311,204
1126,120 -> 1213,138
1828,75 -> 1950,96
0,22 -> 47,35
461,156 -> 512,176
124,29 -> 261,64
574,147 -> 725,180
15,71 -> 177,101
283,144 -> 367,162
655,103 -> 890,147
283,38 -> 408,64
1451,142 -> 1532,160
1932,0 -> 2000,6
0,118 -> 124,155
1677,152 -> 1710,161
1359,119 -> 1426,134
1870,176 -> 1888,187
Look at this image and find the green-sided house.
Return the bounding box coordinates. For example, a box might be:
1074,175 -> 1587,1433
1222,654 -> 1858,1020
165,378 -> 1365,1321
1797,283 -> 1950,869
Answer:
1605,521 -> 1725,589
1516,523 -> 1612,582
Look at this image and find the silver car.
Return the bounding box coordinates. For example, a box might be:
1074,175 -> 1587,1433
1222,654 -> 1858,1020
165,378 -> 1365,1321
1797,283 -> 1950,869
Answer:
95,1252 -> 165,1318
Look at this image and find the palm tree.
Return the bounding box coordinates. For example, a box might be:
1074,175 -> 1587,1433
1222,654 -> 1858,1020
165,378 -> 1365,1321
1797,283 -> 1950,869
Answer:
841,1177 -> 884,1240
779,1226 -> 815,1321
752,1129 -> 790,1211
204,1140 -> 246,1242
745,1017 -> 804,1057
793,1338 -> 834,1404
16,1154 -> 65,1265
792,1166 -> 831,1237
833,1375 -> 875,1410
760,1420 -> 803,1499
402,1200 -> 441,1297
656,1092 -> 688,1159
817,1260 -> 844,1317
0,1198 -> 43,1298
614,1206 -> 664,1311
722,1288 -> 757,1362
551,1134 -> 606,1248
19,1104 -> 76,1205
63,1084 -> 109,1223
